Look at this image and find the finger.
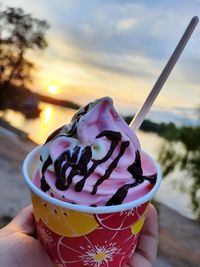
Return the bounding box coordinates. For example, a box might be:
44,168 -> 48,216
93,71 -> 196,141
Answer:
128,204 -> 158,267
9,205 -> 36,236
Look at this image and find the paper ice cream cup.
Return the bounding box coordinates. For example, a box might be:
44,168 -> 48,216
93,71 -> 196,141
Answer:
23,146 -> 162,267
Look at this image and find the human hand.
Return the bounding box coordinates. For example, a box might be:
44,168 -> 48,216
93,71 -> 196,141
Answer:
125,204 -> 158,267
0,205 -> 53,267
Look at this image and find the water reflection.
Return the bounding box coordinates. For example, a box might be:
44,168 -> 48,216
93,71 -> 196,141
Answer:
0,102 -> 77,144
28,102 -> 76,144
41,105 -> 52,128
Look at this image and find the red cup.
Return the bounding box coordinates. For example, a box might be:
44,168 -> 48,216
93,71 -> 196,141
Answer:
23,146 -> 161,267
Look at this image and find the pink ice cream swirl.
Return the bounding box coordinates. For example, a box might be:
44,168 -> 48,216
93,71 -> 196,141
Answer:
36,97 -> 157,206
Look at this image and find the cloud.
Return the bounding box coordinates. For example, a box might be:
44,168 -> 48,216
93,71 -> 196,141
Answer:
2,0 -> 200,111
116,18 -> 139,32
39,31 -> 161,82
1,0 -> 52,21
44,1 -> 198,62
178,57 -> 200,84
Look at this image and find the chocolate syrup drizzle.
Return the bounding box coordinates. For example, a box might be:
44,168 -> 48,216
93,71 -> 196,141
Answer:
41,155 -> 52,192
106,151 -> 156,206
40,103 -> 157,206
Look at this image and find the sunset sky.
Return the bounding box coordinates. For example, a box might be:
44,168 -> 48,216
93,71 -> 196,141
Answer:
2,0 -> 200,116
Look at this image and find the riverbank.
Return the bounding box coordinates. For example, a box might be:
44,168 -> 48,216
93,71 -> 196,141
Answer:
0,126 -> 200,267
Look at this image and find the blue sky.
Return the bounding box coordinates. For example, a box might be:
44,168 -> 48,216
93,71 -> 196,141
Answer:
2,0 -> 200,115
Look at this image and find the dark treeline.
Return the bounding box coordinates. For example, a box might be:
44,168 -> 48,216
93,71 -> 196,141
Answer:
0,82 -> 40,118
0,82 -> 80,118
124,115 -> 178,140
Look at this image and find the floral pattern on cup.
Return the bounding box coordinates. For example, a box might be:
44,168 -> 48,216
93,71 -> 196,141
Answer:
95,202 -> 148,230
37,218 -> 139,267
32,192 -> 149,266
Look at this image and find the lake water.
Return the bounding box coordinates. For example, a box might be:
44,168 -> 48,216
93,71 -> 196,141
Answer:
0,102 -> 196,219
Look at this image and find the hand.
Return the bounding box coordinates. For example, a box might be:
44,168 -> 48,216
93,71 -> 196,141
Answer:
0,205 -> 53,267
125,204 -> 158,267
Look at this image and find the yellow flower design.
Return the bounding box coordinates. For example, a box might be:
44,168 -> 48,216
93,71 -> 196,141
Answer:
31,193 -> 98,237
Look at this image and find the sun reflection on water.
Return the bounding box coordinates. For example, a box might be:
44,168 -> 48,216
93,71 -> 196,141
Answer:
29,102 -> 76,144
0,102 -> 77,144
41,105 -> 52,128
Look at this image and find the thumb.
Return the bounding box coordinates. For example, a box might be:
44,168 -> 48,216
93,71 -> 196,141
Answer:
8,205 -> 36,236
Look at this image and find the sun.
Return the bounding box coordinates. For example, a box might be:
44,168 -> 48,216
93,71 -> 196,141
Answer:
48,84 -> 59,95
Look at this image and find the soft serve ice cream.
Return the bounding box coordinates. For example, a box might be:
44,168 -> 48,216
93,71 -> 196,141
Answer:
33,97 -> 157,206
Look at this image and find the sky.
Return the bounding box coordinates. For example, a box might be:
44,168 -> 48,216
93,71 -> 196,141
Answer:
2,0 -> 200,116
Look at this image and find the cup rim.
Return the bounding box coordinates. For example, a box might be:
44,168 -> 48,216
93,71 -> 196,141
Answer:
23,146 -> 162,214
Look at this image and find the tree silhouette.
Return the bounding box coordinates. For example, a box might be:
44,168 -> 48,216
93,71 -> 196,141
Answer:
0,4 -> 49,118
0,5 -> 49,86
